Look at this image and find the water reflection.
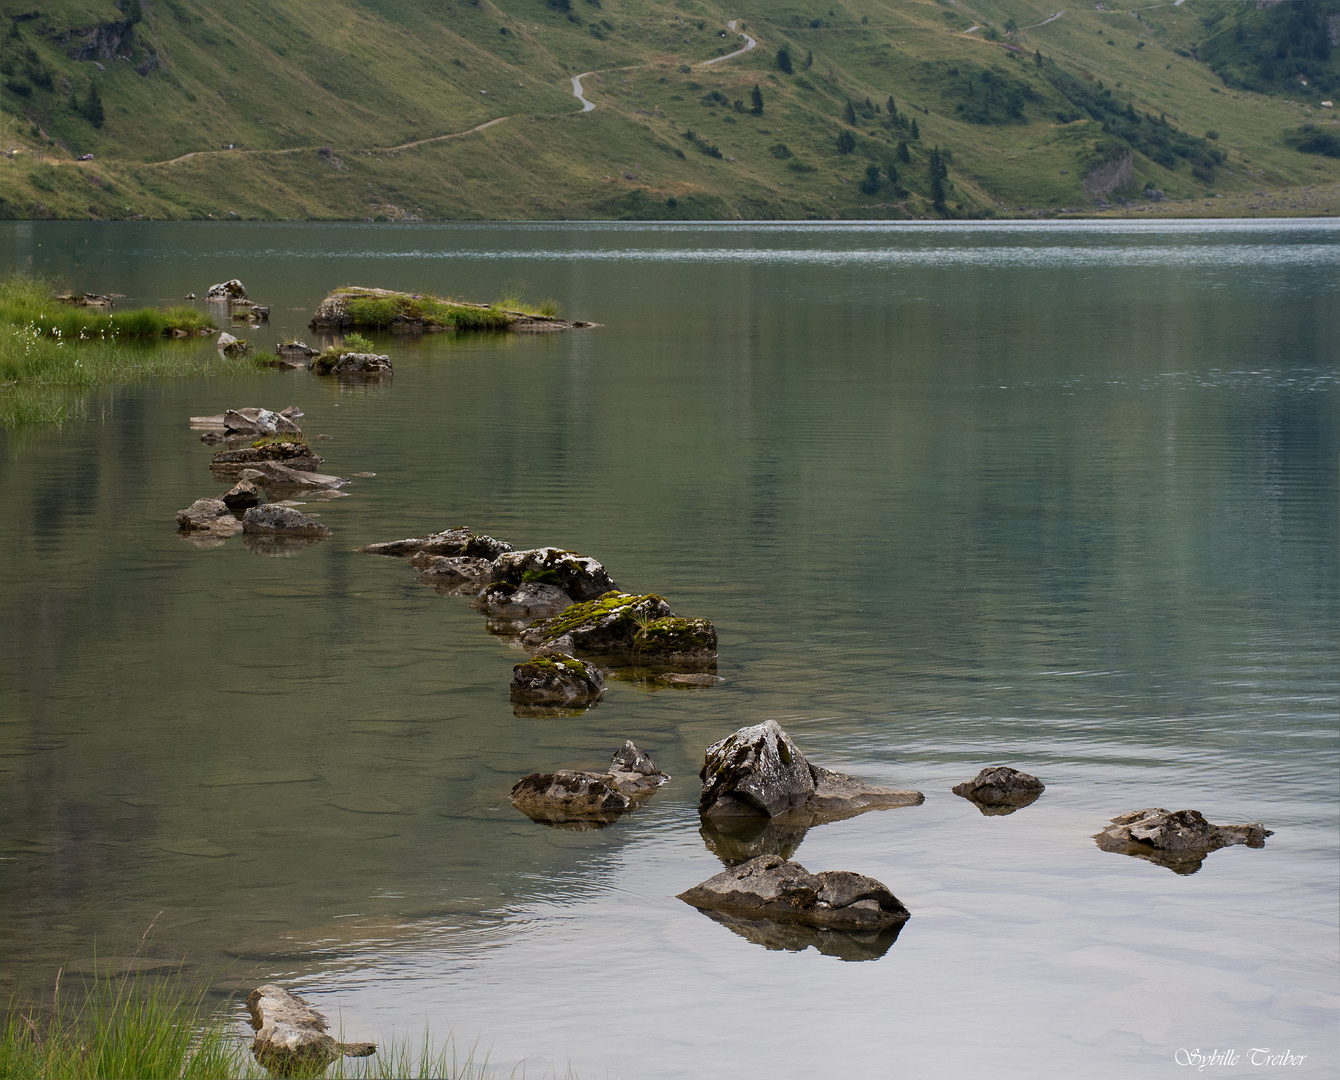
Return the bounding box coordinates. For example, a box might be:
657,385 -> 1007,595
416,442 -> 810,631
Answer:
692,909 -> 906,962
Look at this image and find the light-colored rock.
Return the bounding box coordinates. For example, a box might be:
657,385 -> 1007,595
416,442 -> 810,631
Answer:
175,497 -> 242,536
510,651 -> 606,705
491,547 -> 617,602
409,553 -> 494,585
677,854 -> 910,931
223,407 -> 301,436
215,331 -> 251,357
359,526 -> 473,557
242,505 -> 332,538
245,984 -> 374,1077
1094,807 -> 1271,874
699,719 -> 923,820
205,279 -> 247,300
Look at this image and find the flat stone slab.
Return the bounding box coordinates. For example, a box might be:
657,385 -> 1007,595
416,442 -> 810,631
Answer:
359,526 -> 474,557
1094,807 -> 1272,875
678,854 -> 910,932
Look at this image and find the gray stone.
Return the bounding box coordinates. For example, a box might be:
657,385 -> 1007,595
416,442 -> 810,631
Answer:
176,497 -> 242,536
223,407 -> 301,436
474,581 -> 573,621
242,505 -> 332,538
222,479 -> 262,511
246,984 -> 374,1077
699,719 -> 923,821
1094,807 -> 1272,875
519,591 -> 716,669
210,442 -> 322,476
510,651 -> 606,705
274,342 -> 318,366
461,534 -> 513,560
510,742 -> 669,824
215,331 -> 251,357
491,547 -> 617,602
677,854 -> 910,932
205,279 -> 247,300
952,766 -> 1045,813
243,461 -> 347,490
359,526 -> 473,557
313,352 -> 392,377
408,552 -> 494,586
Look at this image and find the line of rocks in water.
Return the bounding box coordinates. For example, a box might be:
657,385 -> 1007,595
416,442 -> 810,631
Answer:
358,525 -> 723,717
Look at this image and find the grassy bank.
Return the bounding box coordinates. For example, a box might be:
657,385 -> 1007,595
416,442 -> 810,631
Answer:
0,277 -> 255,428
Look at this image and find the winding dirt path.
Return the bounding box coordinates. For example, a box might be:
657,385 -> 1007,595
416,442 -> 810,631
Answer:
1024,11 -> 1065,29
699,20 -> 757,68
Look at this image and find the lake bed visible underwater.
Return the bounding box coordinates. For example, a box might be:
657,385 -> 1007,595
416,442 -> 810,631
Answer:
1,220 -> 1336,1078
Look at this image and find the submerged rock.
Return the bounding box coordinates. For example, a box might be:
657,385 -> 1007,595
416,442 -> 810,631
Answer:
510,741 -> 669,825
176,497 -> 242,536
359,526 -> 474,557
520,591 -> 717,669
952,766 -> 1045,814
222,479 -> 262,511
242,504 -> 332,538
474,580 -> 573,621
510,652 -> 606,706
246,984 -> 374,1077
490,547 -> 616,602
1094,808 -> 1272,875
677,854 -> 910,933
698,719 -> 923,821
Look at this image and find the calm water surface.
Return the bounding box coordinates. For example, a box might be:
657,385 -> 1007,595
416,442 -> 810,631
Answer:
1,220 -> 1336,1079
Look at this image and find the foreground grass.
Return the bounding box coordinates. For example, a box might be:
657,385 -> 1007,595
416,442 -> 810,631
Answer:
0,277 -> 260,428
2,974 -> 562,1080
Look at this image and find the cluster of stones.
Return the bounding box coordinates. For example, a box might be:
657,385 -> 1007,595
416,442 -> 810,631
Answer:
510,741 -> 670,826
359,526 -> 720,715
177,407 -> 371,553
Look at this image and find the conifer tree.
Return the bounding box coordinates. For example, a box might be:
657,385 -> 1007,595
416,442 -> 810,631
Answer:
750,84 -> 764,115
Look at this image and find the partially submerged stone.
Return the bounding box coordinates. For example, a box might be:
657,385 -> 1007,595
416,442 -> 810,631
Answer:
210,442 -> 323,477
242,505 -> 332,538
510,741 -> 669,825
408,552 -> 494,587
491,547 -> 616,602
222,479 -> 262,511
223,407 -> 302,436
206,278 -> 247,300
216,331 -> 251,357
952,766 -> 1045,815
1094,808 -> 1272,875
678,854 -> 910,933
240,461 -> 348,490
311,351 -> 393,377
510,652 -> 606,706
699,719 -> 923,821
474,580 -> 573,621
274,342 -> 318,366
520,591 -> 717,669
246,984 -> 374,1078
359,526 -> 474,557
176,497 -> 242,536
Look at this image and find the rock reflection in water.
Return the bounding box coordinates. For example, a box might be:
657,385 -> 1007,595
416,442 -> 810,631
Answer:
699,814 -> 810,865
696,909 -> 905,962
241,534 -> 327,558
511,701 -> 601,720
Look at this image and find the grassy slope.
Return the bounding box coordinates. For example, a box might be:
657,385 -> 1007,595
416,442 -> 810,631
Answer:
0,0 -> 1336,220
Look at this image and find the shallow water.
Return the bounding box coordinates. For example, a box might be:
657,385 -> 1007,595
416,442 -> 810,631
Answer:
0,220 -> 1336,1079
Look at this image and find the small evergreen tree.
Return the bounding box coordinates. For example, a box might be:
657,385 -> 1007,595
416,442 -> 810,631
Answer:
804,50 -> 813,70
83,81 -> 104,128
776,46 -> 793,74
750,84 -> 764,115
1034,49 -> 1043,66
860,162 -> 881,194
886,163 -> 899,186
928,146 -> 949,213
844,99 -> 857,125
836,129 -> 855,154
887,95 -> 897,119
910,117 -> 920,140
896,140 -> 910,163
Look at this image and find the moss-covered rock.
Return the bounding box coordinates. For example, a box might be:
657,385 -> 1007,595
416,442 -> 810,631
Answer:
520,591 -> 673,654
491,547 -> 616,602
510,651 -> 606,706
633,616 -> 718,665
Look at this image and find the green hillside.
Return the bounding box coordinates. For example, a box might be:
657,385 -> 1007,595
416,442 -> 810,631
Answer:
0,0 -> 1336,220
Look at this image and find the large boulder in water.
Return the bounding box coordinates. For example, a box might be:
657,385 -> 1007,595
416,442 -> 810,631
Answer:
510,651 -> 605,706
1094,808 -> 1272,875
510,741 -> 669,825
698,719 -> 923,821
490,547 -> 616,602
677,854 -> 910,932
952,766 -> 1045,814
206,279 -> 247,300
242,505 -> 331,538
245,984 -> 374,1076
